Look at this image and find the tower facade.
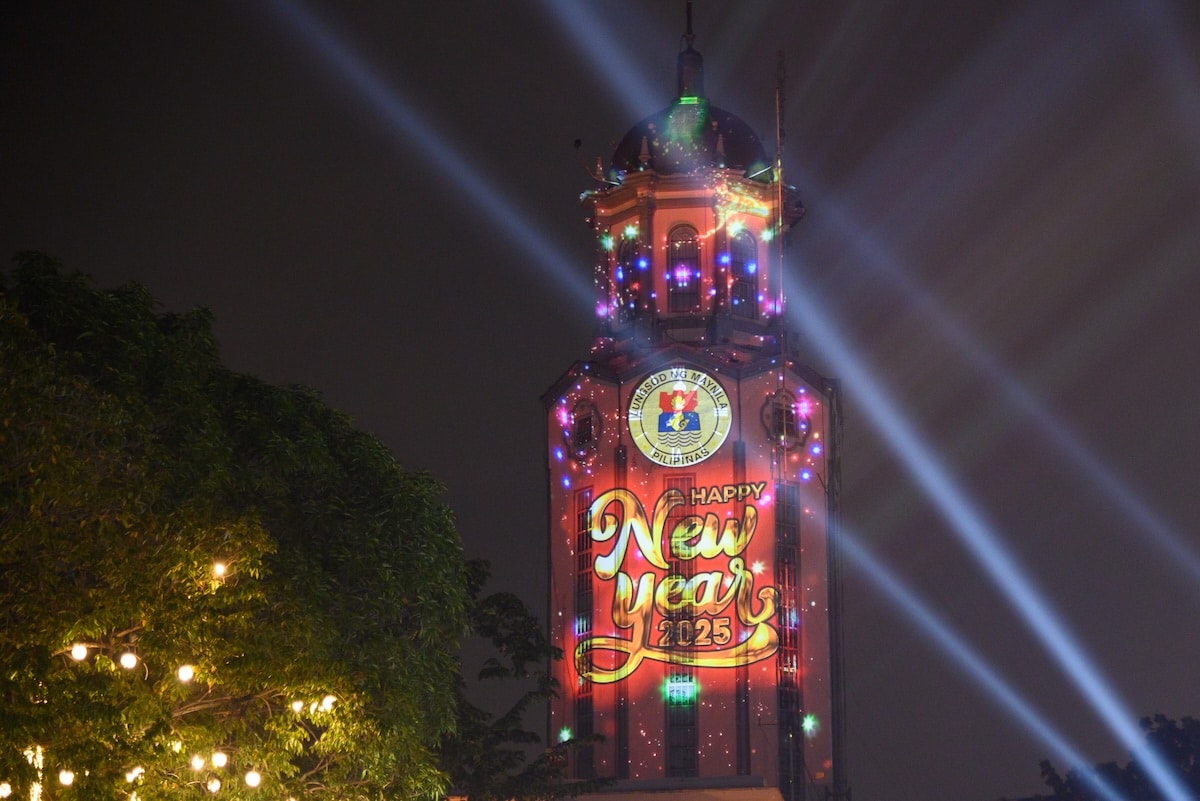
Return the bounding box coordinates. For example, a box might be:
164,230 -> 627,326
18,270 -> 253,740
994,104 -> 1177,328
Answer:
545,23 -> 846,801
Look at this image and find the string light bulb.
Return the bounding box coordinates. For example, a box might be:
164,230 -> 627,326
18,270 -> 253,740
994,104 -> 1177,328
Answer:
177,664 -> 195,682
70,643 -> 88,661
210,752 -> 227,769
119,652 -> 138,669
244,770 -> 261,788
58,770 -> 74,786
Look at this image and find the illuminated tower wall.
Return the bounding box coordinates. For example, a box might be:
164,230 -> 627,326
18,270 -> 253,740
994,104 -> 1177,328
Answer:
545,27 -> 845,801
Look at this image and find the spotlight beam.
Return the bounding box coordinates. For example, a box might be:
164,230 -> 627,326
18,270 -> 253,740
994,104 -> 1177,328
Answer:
260,0 -> 592,309
842,531 -> 1130,801
784,290 -> 1192,801
792,5 -> 1200,582
535,0 -> 661,121
802,191 -> 1200,588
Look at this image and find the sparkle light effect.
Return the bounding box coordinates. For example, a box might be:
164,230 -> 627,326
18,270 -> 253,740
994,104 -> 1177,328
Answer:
262,0 -> 592,308
784,286 -> 1193,801
840,531 -> 1128,801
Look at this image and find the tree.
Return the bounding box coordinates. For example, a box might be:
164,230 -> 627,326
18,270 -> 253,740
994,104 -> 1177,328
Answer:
436,561 -> 609,801
1033,715 -> 1200,801
0,254 -> 470,800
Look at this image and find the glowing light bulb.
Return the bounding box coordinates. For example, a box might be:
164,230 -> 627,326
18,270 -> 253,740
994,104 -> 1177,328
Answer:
244,770 -> 261,788
320,694 -> 336,712
291,700 -> 303,713
206,777 -> 221,793
70,643 -> 88,661
213,562 -> 226,578
558,726 -> 572,743
177,664 -> 195,682
210,752 -> 227,768
191,756 -> 206,771
59,769 -> 74,786
0,783 -> 11,798
120,652 -> 138,669
125,766 -> 145,783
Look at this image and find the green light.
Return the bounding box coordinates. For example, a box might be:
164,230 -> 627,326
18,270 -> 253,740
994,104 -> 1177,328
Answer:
727,220 -> 744,235
623,224 -> 638,239
761,227 -> 775,243
558,726 -> 572,743
678,96 -> 700,105
600,233 -> 614,251
801,713 -> 819,737
663,676 -> 697,704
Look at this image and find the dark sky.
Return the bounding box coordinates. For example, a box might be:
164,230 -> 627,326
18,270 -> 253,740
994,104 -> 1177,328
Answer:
4,2 -> 1200,800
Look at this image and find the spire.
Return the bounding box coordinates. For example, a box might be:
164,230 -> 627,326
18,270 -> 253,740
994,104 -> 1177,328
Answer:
676,0 -> 704,99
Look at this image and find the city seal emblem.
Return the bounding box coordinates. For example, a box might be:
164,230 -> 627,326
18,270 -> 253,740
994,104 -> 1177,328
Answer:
627,366 -> 731,467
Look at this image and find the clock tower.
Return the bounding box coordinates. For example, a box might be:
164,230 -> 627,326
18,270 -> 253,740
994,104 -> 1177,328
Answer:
545,12 -> 847,801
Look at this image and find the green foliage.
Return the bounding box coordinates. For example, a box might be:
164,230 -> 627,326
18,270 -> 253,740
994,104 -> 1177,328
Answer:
1034,715 -> 1200,801
0,254 -> 470,799
437,561 -> 609,801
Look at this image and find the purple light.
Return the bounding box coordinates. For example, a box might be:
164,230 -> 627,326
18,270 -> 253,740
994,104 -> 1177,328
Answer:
811,444 -> 823,455
637,257 -> 649,269
561,475 -> 571,488
800,469 -> 812,481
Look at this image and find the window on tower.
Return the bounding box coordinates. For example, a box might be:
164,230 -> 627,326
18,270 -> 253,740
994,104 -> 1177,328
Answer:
615,237 -> 641,324
730,231 -> 758,319
667,225 -> 700,313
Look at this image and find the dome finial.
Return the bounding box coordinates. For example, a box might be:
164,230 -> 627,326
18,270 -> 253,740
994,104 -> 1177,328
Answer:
677,0 -> 704,99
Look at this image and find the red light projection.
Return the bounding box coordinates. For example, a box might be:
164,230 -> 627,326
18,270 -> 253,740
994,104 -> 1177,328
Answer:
547,364 -> 834,783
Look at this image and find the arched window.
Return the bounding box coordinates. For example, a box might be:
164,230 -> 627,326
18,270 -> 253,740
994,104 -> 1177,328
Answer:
730,231 -> 758,319
667,225 -> 700,313
615,237 -> 641,323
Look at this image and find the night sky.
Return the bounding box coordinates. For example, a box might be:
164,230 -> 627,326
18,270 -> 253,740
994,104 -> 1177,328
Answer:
4,3 -> 1200,800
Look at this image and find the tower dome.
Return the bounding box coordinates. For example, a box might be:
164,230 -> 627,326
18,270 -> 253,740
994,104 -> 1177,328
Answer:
610,101 -> 771,180
609,13 -> 771,181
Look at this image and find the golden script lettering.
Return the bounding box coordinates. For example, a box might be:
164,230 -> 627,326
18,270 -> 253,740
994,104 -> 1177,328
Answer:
576,487 -> 779,684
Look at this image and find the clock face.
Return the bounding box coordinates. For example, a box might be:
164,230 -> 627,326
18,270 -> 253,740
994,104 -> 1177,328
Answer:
627,366 -> 731,467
